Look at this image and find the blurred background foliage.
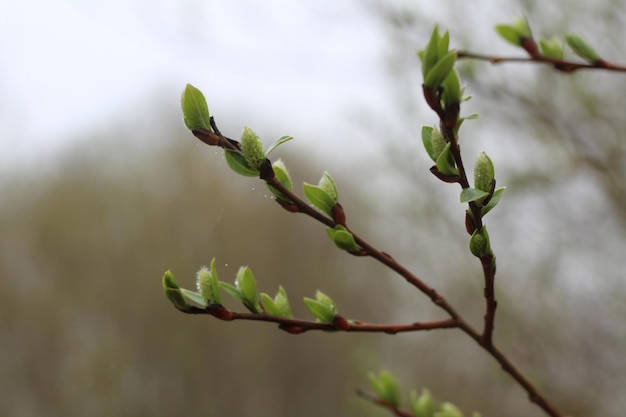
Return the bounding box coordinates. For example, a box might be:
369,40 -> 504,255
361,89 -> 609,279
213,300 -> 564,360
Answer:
1,1 -> 625,417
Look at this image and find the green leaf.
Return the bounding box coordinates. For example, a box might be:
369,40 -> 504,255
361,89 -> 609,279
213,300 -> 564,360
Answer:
434,403 -> 463,417
511,16 -> 532,38
424,51 -> 457,89
316,290 -> 336,309
261,293 -> 280,315
539,37 -> 564,59
273,286 -> 293,318
421,126 -> 434,160
411,389 -> 435,417
435,143 -> 458,176
261,286 -> 293,318
326,225 -> 361,252
437,30 -> 450,59
235,266 -> 262,313
162,271 -> 190,310
495,24 -> 523,46
303,298 -> 335,324
181,84 -> 212,131
180,289 -> 208,307
224,149 -> 259,177
441,68 -> 461,105
565,33 -> 601,63
460,188 -> 489,204
368,371 -> 401,408
265,135 -> 294,157
480,187 -> 505,217
303,290 -> 337,324
219,281 -> 243,301
303,183 -> 335,216
422,126 -> 448,163
266,159 -> 294,203
421,25 -> 443,77
241,126 -> 265,170
318,171 -> 338,204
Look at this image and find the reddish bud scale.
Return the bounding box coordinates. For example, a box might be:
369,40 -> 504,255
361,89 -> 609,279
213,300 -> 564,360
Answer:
208,305 -> 234,321
275,199 -> 299,213
333,315 -> 350,331
331,203 -> 347,226
465,211 -> 476,234
521,37 -> 540,58
192,128 -> 221,146
279,325 -> 306,335
259,159 -> 274,181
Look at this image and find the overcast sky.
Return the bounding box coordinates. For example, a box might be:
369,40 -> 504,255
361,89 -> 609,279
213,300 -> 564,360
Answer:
2,1 -> 439,173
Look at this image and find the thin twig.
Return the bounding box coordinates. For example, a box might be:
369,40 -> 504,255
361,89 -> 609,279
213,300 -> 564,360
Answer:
457,50 -> 626,73
356,389 -> 415,417
181,305 -> 458,334
190,117 -> 565,417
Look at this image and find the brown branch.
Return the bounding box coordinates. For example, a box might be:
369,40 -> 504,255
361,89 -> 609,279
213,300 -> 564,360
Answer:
356,389 -> 415,417
480,255 -> 497,347
457,50 -> 626,73
189,117 -> 565,417
180,305 -> 458,334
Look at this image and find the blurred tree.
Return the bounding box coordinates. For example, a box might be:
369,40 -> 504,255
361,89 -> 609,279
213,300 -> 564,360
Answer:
0,108 -> 394,417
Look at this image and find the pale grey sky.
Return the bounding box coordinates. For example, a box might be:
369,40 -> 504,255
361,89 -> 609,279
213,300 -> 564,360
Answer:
1,1 -> 423,173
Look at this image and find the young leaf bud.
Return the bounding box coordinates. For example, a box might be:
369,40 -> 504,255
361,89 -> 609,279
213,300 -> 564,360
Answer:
235,266 -> 262,313
469,227 -> 492,258
511,16 -> 532,39
421,25 -> 443,77
264,135 -> 294,157
241,126 -> 266,170
266,159 -> 294,203
181,84 -> 212,131
303,182 -> 336,217
261,286 -> 293,318
368,371 -> 401,408
196,258 -> 221,305
421,126 -> 435,161
318,171 -> 338,204
495,17 -> 532,47
315,290 -> 337,315
162,271 -> 190,311
424,51 -> 457,90
441,68 -> 461,106
565,33 -> 601,63
326,225 -> 362,252
303,292 -> 337,324
410,389 -> 434,417
539,37 -> 564,59
224,150 -> 259,177
474,151 -> 495,193
435,144 -> 458,176
273,286 -> 293,318
430,128 -> 446,161
437,402 -> 463,417
480,187 -> 506,217
460,188 -> 489,204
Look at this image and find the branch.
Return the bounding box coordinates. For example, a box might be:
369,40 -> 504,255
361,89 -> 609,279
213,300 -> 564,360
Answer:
422,84 -> 498,347
356,389 -> 415,417
457,50 -> 626,73
190,117 -> 564,417
180,305 -> 458,335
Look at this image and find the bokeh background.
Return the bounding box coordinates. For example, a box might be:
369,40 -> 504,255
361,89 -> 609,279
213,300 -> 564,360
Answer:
1,1 -> 625,416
